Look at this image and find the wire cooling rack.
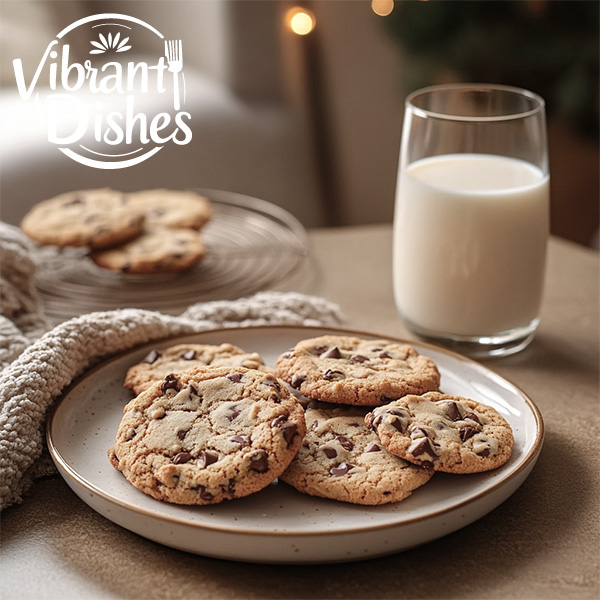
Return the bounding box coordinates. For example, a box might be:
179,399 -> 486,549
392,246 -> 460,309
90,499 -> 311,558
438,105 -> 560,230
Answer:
34,190 -> 308,322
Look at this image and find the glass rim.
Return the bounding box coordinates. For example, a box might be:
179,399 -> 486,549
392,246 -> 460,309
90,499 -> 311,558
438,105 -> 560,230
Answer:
405,83 -> 546,122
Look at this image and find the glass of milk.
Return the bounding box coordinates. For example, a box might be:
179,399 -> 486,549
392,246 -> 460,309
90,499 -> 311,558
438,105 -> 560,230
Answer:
393,84 -> 549,358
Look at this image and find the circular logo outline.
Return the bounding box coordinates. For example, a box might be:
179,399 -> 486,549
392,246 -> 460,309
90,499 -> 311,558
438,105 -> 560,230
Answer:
55,13 -> 174,170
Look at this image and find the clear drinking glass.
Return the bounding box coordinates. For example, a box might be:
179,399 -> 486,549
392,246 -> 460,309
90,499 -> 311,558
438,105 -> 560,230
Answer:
393,84 -> 549,358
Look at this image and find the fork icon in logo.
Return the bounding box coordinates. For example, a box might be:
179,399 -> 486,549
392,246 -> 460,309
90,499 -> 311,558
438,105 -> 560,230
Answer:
165,40 -> 183,110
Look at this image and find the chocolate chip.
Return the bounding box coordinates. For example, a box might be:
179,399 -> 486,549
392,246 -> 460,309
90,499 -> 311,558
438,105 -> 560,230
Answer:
281,353 -> 293,360
349,354 -> 368,364
464,412 -> 481,424
410,437 -> 438,459
198,485 -> 214,501
375,407 -> 407,432
476,447 -> 491,457
271,416 -> 298,445
261,377 -> 281,392
365,443 -> 380,452
330,462 -> 353,477
221,478 -> 236,496
320,346 -> 341,359
248,450 -> 269,473
387,407 -> 408,418
176,429 -> 188,440
227,404 -> 241,421
410,427 -> 429,439
323,447 -> 337,459
335,435 -> 354,451
161,374 -> 180,392
181,350 -> 196,360
229,434 -> 251,446
226,373 -> 244,383
270,414 -> 289,430
322,369 -> 344,381
291,374 -> 306,389
446,401 -> 462,422
172,451 -> 193,464
379,351 -> 392,359
460,426 -> 478,442
198,450 -> 219,468
390,417 -> 404,433
144,350 -> 161,364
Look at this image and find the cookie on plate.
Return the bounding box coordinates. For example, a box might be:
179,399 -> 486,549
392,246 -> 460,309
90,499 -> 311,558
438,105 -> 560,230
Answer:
280,402 -> 434,505
124,343 -> 273,395
108,366 -> 306,505
274,335 -> 440,406
127,189 -> 212,230
21,188 -> 145,250
365,392 -> 514,474
90,227 -> 205,274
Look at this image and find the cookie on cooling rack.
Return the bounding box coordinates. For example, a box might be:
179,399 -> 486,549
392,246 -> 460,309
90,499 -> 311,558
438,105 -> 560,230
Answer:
274,335 -> 440,406
365,392 -> 514,474
280,402 -> 434,505
21,188 -> 145,250
108,366 -> 306,505
90,227 -> 205,274
126,189 -> 212,230
124,343 -> 273,395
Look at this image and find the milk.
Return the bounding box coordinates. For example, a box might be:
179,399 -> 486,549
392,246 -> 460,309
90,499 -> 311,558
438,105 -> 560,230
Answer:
393,153 -> 549,337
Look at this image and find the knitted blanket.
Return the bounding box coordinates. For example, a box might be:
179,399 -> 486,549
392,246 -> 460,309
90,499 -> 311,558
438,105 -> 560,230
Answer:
0,223 -> 343,511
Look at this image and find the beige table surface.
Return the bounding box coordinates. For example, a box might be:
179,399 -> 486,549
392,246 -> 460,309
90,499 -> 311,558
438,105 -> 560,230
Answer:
1,225 -> 598,600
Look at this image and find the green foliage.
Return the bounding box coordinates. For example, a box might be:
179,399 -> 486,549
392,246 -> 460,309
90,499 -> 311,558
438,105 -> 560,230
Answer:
385,0 -> 599,132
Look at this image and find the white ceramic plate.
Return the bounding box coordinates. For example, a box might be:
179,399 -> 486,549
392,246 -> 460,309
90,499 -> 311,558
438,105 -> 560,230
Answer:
47,326 -> 544,563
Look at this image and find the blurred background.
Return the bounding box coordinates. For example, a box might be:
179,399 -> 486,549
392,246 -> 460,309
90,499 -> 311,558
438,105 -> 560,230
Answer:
1,0 -> 598,247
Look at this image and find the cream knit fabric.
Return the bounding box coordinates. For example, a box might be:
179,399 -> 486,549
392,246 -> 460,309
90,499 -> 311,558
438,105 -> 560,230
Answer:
0,223 -> 343,510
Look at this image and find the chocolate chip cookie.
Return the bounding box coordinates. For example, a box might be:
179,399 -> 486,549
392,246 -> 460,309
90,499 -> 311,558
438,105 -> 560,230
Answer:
108,366 -> 306,505
21,188 -> 145,250
127,189 -> 212,230
91,227 -> 205,274
124,343 -> 272,395
280,402 -> 434,505
274,335 -> 440,406
365,392 -> 514,474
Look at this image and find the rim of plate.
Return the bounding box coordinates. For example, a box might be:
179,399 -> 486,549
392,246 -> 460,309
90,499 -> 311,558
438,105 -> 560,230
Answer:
46,325 -> 545,538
